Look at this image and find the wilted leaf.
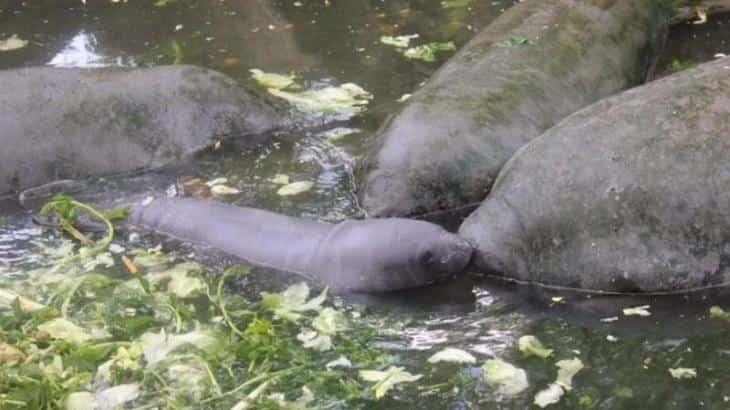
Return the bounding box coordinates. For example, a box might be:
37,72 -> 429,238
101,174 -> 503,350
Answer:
360,366 -> 422,399
481,358 -> 529,396
0,343 -> 26,363
427,347 -> 476,364
518,335 -> 553,359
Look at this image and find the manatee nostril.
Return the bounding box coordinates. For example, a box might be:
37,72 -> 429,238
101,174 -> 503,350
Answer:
420,250 -> 435,265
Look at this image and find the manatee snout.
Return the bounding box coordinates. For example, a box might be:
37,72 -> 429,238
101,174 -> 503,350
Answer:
421,232 -> 473,279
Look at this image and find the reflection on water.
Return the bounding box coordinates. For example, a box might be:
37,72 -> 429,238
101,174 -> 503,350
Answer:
1,1 -> 729,409
48,30 -> 136,68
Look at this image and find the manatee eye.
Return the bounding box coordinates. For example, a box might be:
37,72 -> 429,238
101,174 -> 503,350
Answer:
420,250 -> 435,265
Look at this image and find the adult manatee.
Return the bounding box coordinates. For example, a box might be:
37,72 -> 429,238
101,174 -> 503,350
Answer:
359,0 -> 671,217
130,197 -> 473,293
0,65 -> 283,195
459,57 -> 730,293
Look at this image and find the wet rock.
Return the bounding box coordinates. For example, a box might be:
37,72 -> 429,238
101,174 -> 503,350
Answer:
359,0 -> 672,217
0,65 -> 284,194
459,57 -> 730,293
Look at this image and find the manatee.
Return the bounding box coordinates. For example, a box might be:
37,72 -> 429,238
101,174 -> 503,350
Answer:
0,65 -> 283,195
130,197 -> 473,293
459,57 -> 730,293
359,0 -> 672,217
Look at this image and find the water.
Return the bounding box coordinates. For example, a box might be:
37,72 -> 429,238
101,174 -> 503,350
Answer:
1,1 -> 729,409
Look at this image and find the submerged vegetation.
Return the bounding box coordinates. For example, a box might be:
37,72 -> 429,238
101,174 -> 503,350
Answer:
2,197 -> 727,409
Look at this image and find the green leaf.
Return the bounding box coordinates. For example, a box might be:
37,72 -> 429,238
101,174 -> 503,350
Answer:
518,335 -> 554,359
0,34 -> 28,52
250,69 -> 298,90
380,34 -> 419,48
427,348 -> 476,364
268,83 -> 372,119
261,283 -> 327,322
140,329 -> 216,364
534,383 -> 564,408
37,318 -> 93,344
359,366 -> 422,399
709,306 -> 730,321
403,42 -> 456,62
668,367 -> 697,379
556,358 -> 584,391
481,358 -> 529,396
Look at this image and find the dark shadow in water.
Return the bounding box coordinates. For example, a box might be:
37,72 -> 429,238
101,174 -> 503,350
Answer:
655,11 -> 730,77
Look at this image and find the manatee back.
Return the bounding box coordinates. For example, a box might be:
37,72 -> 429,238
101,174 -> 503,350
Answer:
460,57 -> 730,293
359,0 -> 672,217
0,65 -> 283,194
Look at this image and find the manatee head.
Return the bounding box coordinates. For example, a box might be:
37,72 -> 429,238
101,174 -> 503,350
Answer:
326,218 -> 473,292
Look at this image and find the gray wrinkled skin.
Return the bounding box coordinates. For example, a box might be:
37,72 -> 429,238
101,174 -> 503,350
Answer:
359,0 -> 671,217
0,65 -> 283,194
460,57 -> 730,293
130,197 -> 473,293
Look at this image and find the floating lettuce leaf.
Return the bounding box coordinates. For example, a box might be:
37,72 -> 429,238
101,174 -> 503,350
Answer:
37,318 -> 94,344
250,69 -> 298,90
623,305 -> 651,316
268,83 -> 373,119
95,384 -> 140,410
518,335 -> 554,359
148,262 -> 207,298
269,174 -> 291,185
360,366 -> 423,399
669,367 -> 697,379
403,42 -> 456,62
277,181 -> 314,197
709,306 -> 729,321
0,34 -> 28,51
312,307 -> 347,336
427,347 -> 476,364
556,358 -> 584,391
167,362 -> 212,400
380,34 -> 419,48
534,383 -> 564,408
325,356 -> 352,369
481,358 -> 529,396
65,391 -> 97,410
296,329 -> 332,351
261,283 -> 327,322
140,329 -> 217,364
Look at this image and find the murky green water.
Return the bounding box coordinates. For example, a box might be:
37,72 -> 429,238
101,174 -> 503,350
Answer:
1,1 -> 728,409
